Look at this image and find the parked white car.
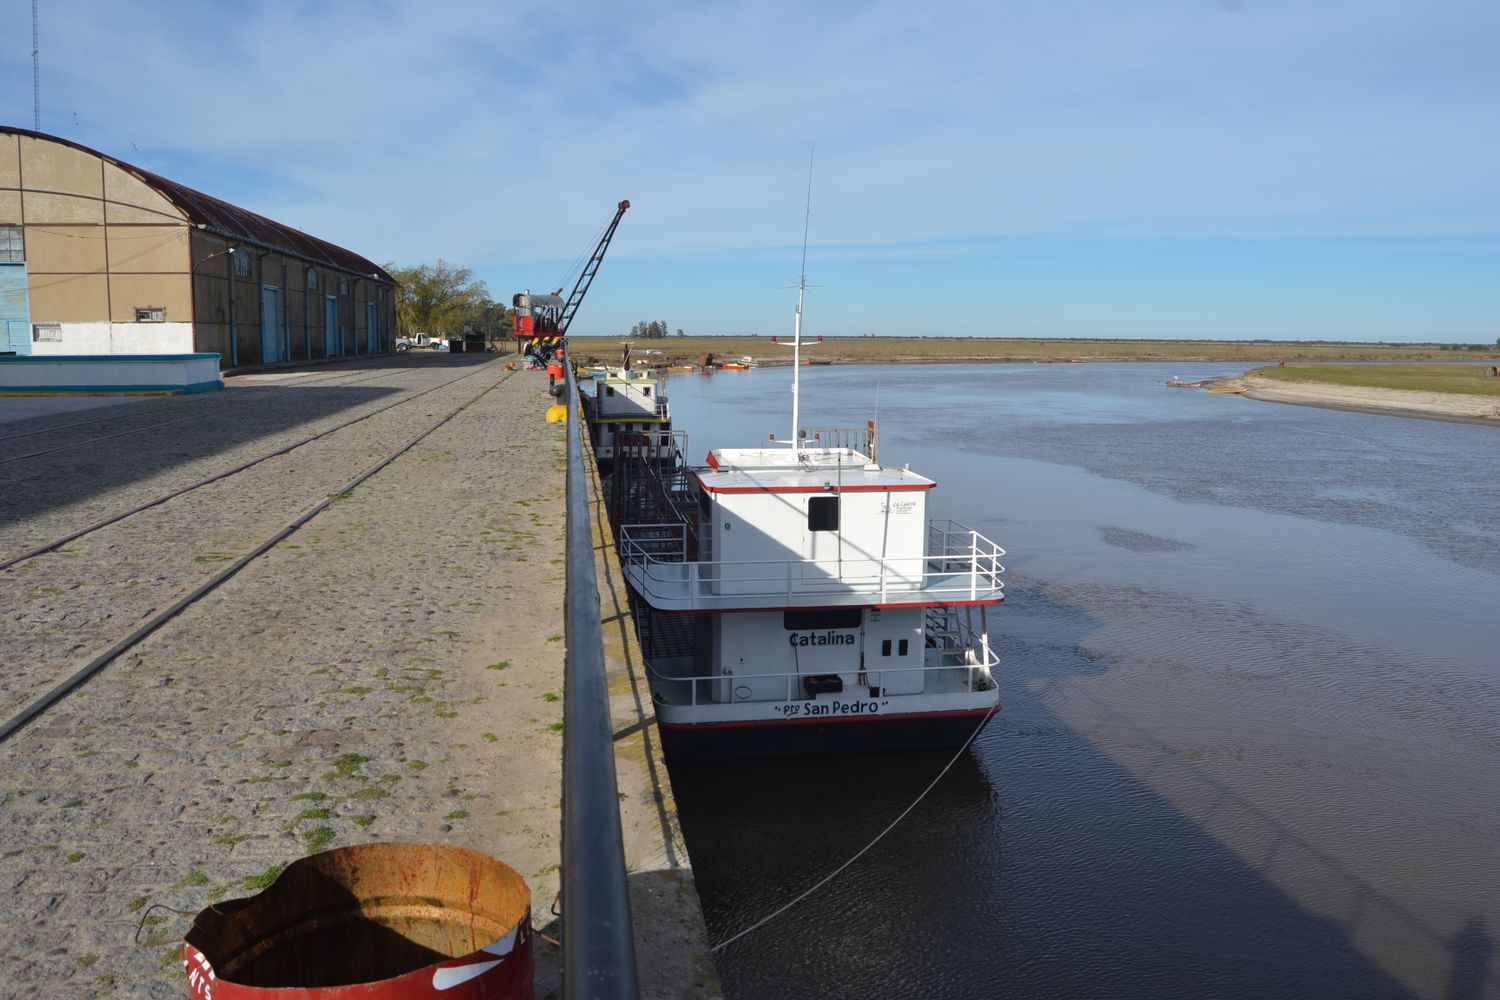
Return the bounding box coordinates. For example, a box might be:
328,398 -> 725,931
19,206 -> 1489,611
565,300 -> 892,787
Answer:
395,334 -> 443,351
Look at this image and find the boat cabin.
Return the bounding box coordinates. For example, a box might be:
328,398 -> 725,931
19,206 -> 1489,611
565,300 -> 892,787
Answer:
587,369 -> 671,465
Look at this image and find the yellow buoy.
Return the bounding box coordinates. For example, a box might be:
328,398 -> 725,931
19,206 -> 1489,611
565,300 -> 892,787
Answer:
545,404 -> 568,422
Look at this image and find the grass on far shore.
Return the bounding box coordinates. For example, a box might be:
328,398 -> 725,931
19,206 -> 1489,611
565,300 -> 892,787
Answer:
567,335 -> 1500,366
1248,364 -> 1500,397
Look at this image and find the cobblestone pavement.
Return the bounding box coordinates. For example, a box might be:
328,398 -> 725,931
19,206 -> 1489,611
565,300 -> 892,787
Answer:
0,354 -> 714,998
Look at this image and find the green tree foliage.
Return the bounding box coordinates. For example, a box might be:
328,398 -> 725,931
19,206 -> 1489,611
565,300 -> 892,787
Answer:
385,260 -> 491,335
628,319 -> 671,339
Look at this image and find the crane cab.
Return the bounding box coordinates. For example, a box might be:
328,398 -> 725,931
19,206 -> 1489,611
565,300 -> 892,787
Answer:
513,289 -> 565,358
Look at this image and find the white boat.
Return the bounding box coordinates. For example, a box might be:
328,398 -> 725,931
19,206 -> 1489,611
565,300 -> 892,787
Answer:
583,368 -> 672,468
610,172 -> 1005,759
613,428 -> 1006,759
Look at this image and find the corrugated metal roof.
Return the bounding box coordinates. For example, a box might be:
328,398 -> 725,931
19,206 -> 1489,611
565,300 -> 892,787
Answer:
4,128 -> 393,283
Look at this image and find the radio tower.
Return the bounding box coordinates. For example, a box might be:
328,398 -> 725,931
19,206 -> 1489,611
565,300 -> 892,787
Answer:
33,0 -> 41,130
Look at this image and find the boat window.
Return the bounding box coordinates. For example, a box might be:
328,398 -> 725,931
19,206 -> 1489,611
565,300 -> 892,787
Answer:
881,639 -> 892,656
643,387 -> 652,396
808,496 -> 839,532
606,386 -> 615,396
898,639 -> 909,656
783,609 -> 862,631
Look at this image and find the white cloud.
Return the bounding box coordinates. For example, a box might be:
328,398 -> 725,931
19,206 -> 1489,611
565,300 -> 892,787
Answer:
3,0 -> 1497,339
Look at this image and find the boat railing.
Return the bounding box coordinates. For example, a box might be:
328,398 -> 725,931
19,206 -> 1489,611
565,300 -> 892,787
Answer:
927,519 -> 1007,599
598,399 -> 670,421
648,614 -> 998,708
798,426 -> 872,460
616,519 -> 1004,608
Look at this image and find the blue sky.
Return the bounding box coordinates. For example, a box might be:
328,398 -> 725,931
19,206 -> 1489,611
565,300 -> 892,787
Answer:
1,0 -> 1497,341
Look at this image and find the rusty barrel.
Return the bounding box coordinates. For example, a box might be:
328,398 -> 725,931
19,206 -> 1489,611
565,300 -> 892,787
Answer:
181,843 -> 532,999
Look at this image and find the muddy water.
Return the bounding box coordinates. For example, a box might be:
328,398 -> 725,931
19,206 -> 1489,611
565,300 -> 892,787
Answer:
661,362 -> 1500,1000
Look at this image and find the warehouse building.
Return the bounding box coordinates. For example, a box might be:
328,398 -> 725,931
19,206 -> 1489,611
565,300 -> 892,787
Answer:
1,127 -> 395,367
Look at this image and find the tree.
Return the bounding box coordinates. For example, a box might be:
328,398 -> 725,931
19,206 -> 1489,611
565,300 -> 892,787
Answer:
628,319 -> 670,339
384,260 -> 490,335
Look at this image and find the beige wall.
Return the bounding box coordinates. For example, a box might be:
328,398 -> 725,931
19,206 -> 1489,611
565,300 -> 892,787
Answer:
4,131 -> 396,366
28,274 -> 110,322
0,135 -> 19,190
5,134 -> 194,339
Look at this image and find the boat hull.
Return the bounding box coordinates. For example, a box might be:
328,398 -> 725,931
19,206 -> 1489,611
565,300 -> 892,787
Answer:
657,707 -> 996,761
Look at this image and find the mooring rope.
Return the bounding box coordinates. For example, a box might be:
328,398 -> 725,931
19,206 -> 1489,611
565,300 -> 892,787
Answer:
708,704 -> 998,953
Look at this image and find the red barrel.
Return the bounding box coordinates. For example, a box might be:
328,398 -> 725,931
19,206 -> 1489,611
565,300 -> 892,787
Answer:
181,843 -> 532,999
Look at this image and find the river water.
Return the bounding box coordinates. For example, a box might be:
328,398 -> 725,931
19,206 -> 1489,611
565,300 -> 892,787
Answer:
657,361 -> 1500,1000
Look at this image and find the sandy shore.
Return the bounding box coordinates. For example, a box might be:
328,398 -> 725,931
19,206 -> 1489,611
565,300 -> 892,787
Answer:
1226,374 -> 1500,426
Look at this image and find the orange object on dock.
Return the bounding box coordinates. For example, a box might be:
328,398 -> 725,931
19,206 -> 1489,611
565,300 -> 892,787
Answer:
181,843 -> 532,999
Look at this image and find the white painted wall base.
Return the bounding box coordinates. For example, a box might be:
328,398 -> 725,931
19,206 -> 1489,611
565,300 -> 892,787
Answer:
28,322 -> 195,356
0,354 -> 224,394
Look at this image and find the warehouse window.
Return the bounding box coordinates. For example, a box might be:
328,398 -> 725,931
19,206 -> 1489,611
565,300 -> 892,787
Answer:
0,225 -> 22,263
306,267 -> 318,290
233,251 -> 251,277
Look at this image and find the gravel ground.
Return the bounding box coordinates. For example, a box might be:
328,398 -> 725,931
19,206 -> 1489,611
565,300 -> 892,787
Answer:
0,354 -> 715,998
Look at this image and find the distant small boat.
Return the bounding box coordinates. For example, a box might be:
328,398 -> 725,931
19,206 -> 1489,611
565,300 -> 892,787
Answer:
1208,386 -> 1249,394
805,359 -> 833,366
720,362 -> 750,371
1068,358 -> 1088,363
1166,379 -> 1204,388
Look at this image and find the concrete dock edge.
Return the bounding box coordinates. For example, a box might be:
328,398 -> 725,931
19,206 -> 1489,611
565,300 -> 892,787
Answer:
585,451 -> 723,999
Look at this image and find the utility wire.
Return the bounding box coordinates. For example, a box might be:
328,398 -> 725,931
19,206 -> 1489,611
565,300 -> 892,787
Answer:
709,704 -> 998,953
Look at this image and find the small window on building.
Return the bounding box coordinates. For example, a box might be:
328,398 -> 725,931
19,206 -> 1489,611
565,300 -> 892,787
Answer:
339,279 -> 349,295
808,496 -> 840,532
134,306 -> 166,323
898,639 -> 909,656
306,267 -> 318,290
33,323 -> 61,343
881,639 -> 892,656
233,251 -> 251,277
605,386 -> 615,397
643,386 -> 651,396
0,225 -> 24,263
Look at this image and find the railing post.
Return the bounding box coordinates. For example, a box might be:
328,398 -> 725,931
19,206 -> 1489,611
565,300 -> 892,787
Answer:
561,350 -> 641,1000
970,531 -> 979,600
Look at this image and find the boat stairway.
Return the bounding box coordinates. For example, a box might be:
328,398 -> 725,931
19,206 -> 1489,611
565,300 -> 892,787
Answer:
634,604 -> 698,662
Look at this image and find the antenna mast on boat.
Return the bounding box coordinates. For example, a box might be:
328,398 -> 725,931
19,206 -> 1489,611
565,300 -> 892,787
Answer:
790,149 -> 813,457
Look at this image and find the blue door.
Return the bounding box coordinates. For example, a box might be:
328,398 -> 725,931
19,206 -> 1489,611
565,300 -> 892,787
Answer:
1,262 -> 31,356
325,296 -> 340,357
260,286 -> 282,364
366,302 -> 378,353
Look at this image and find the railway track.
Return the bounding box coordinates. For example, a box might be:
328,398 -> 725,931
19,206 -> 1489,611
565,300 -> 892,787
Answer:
0,357 -> 446,461
0,358 -> 517,743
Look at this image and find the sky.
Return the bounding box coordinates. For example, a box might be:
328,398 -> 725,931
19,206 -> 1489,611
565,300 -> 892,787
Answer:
1,0 -> 1497,342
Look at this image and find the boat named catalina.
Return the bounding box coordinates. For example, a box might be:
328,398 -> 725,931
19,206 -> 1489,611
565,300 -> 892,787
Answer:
612,424 -> 1005,760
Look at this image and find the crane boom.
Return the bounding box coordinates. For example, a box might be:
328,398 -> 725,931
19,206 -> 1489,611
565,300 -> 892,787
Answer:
512,200 -> 629,359
558,200 -> 629,337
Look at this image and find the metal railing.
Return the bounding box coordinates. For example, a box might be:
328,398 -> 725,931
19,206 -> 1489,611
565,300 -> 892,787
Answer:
561,353 -> 640,999
646,614 -> 999,708
616,520 -> 1005,609
596,398 -> 671,421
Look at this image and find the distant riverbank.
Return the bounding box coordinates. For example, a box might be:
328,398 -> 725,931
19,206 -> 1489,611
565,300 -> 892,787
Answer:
1226,373 -> 1500,425
569,335 -> 1500,367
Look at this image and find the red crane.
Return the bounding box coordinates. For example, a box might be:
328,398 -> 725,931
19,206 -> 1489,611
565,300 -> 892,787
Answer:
513,200 -> 629,359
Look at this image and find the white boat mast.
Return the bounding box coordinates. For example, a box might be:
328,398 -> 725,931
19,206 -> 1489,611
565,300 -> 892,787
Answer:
790,151 -> 813,457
